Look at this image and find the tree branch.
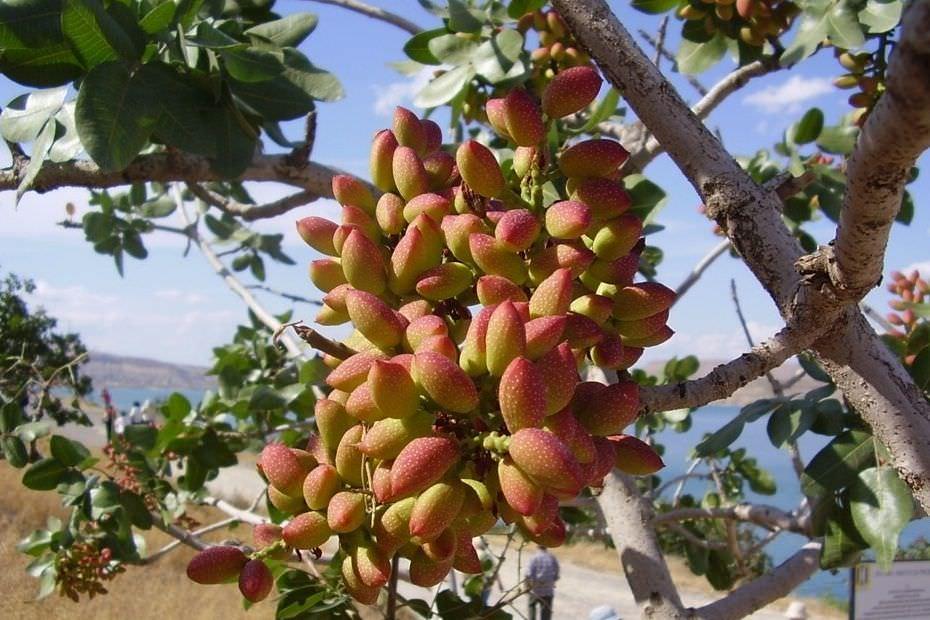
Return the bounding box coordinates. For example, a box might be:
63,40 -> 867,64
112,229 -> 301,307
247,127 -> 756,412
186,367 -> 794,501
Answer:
638,325 -> 821,414
694,542 -> 821,620
830,0 -> 930,299
637,30 -> 707,96
173,187 -> 309,359
674,239 -> 730,301
246,284 -> 322,306
290,322 -> 357,360
144,517 -> 238,564
1,152 -> 349,198
187,183 -> 318,221
306,0 -> 422,35
629,59 -> 779,170
595,471 -> 686,617
554,0 -> 930,513
653,504 -> 807,535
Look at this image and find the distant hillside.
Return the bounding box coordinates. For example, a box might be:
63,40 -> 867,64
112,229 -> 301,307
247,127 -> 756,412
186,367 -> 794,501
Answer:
84,351 -> 214,389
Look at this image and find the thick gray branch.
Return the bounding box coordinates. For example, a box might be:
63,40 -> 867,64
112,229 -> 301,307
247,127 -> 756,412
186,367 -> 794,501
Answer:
595,472 -> 687,617
306,0 -> 422,35
1,153 -> 346,198
831,1 -> 930,298
638,326 -> 820,414
653,504 -> 807,535
695,542 -> 821,620
554,0 -> 930,516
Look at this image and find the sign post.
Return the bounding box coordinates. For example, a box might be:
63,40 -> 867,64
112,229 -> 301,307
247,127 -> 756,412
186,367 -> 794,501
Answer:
850,560 -> 930,619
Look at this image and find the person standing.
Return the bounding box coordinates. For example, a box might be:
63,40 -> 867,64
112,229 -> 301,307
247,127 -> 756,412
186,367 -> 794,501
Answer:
101,388 -> 115,442
129,401 -> 142,425
525,545 -> 560,620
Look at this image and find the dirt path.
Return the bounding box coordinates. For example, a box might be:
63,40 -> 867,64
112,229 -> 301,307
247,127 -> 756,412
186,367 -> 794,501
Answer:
395,544 -> 797,620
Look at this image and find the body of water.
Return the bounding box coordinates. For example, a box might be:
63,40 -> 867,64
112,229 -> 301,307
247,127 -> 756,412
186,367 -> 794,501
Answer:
86,390 -> 929,603
657,405 -> 930,603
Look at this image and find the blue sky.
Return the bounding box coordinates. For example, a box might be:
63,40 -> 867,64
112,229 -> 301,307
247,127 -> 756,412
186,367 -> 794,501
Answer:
1,1 -> 927,367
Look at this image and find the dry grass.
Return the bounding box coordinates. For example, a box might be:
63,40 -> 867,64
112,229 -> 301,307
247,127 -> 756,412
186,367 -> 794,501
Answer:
0,460 -> 274,620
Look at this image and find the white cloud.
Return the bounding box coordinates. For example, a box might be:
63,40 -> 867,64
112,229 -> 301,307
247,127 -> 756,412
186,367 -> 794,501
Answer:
744,75 -> 834,113
372,68 -> 433,116
903,260 -> 930,279
154,289 -> 207,305
645,320 -> 781,363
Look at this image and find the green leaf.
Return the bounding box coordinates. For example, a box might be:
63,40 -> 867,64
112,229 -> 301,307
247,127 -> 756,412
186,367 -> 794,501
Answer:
2,435 -> 29,468
625,174 -> 667,221
49,435 -> 90,467
231,51 -> 342,120
138,62 -> 217,156
22,458 -> 68,490
0,0 -> 66,49
850,466 -> 913,569
17,118 -> 55,200
124,424 -> 157,450
897,191 -> 914,225
221,47 -> 285,83
801,429 -> 875,496
781,13 -> 829,66
1,401 -> 24,432
61,0 -> 137,67
909,347 -> 930,390
404,28 -> 446,64
471,30 -> 523,83
447,0 -> 482,33
507,0 -> 546,18
245,13 -> 318,47
797,352 -> 833,383
0,87 -> 68,142
631,0 -> 681,13
48,103 -> 82,161
139,1 -> 175,35
827,2 -> 866,49
208,102 -> 257,178
706,549 -> 734,590
767,402 -> 815,448
414,64 -> 474,108
817,124 -> 858,154
676,33 -> 726,75
187,22 -> 244,49
821,502 -> 868,569
14,420 -> 51,442
75,61 -> 159,171
788,108 -> 824,144
0,42 -> 83,88
858,0 -> 903,33
694,416 -> 745,457
120,490 -> 153,529
428,33 -> 480,64
249,385 -> 286,411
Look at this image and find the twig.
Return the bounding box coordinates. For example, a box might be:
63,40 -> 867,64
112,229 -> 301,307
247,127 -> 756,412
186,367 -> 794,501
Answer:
187,183 -> 318,221
674,239 -> 731,302
651,16 -> 669,69
306,0 -> 422,35
638,30 -> 707,96
386,555 -> 400,620
144,517 -> 238,564
246,284 -> 322,306
288,322 -> 357,359
730,279 -> 806,483
653,503 -> 807,535
860,301 -> 897,333
661,521 -> 728,550
639,325 -> 824,414
173,186 -> 308,359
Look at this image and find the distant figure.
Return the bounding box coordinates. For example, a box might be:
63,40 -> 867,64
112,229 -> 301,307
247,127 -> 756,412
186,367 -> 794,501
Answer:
129,401 -> 142,425
140,399 -> 154,426
101,388 -> 115,441
525,545 -> 560,620
114,411 -> 128,436
589,605 -> 620,620
784,601 -> 807,620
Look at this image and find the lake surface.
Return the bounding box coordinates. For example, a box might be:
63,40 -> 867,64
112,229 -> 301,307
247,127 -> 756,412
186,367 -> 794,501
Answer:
93,389 -> 929,602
